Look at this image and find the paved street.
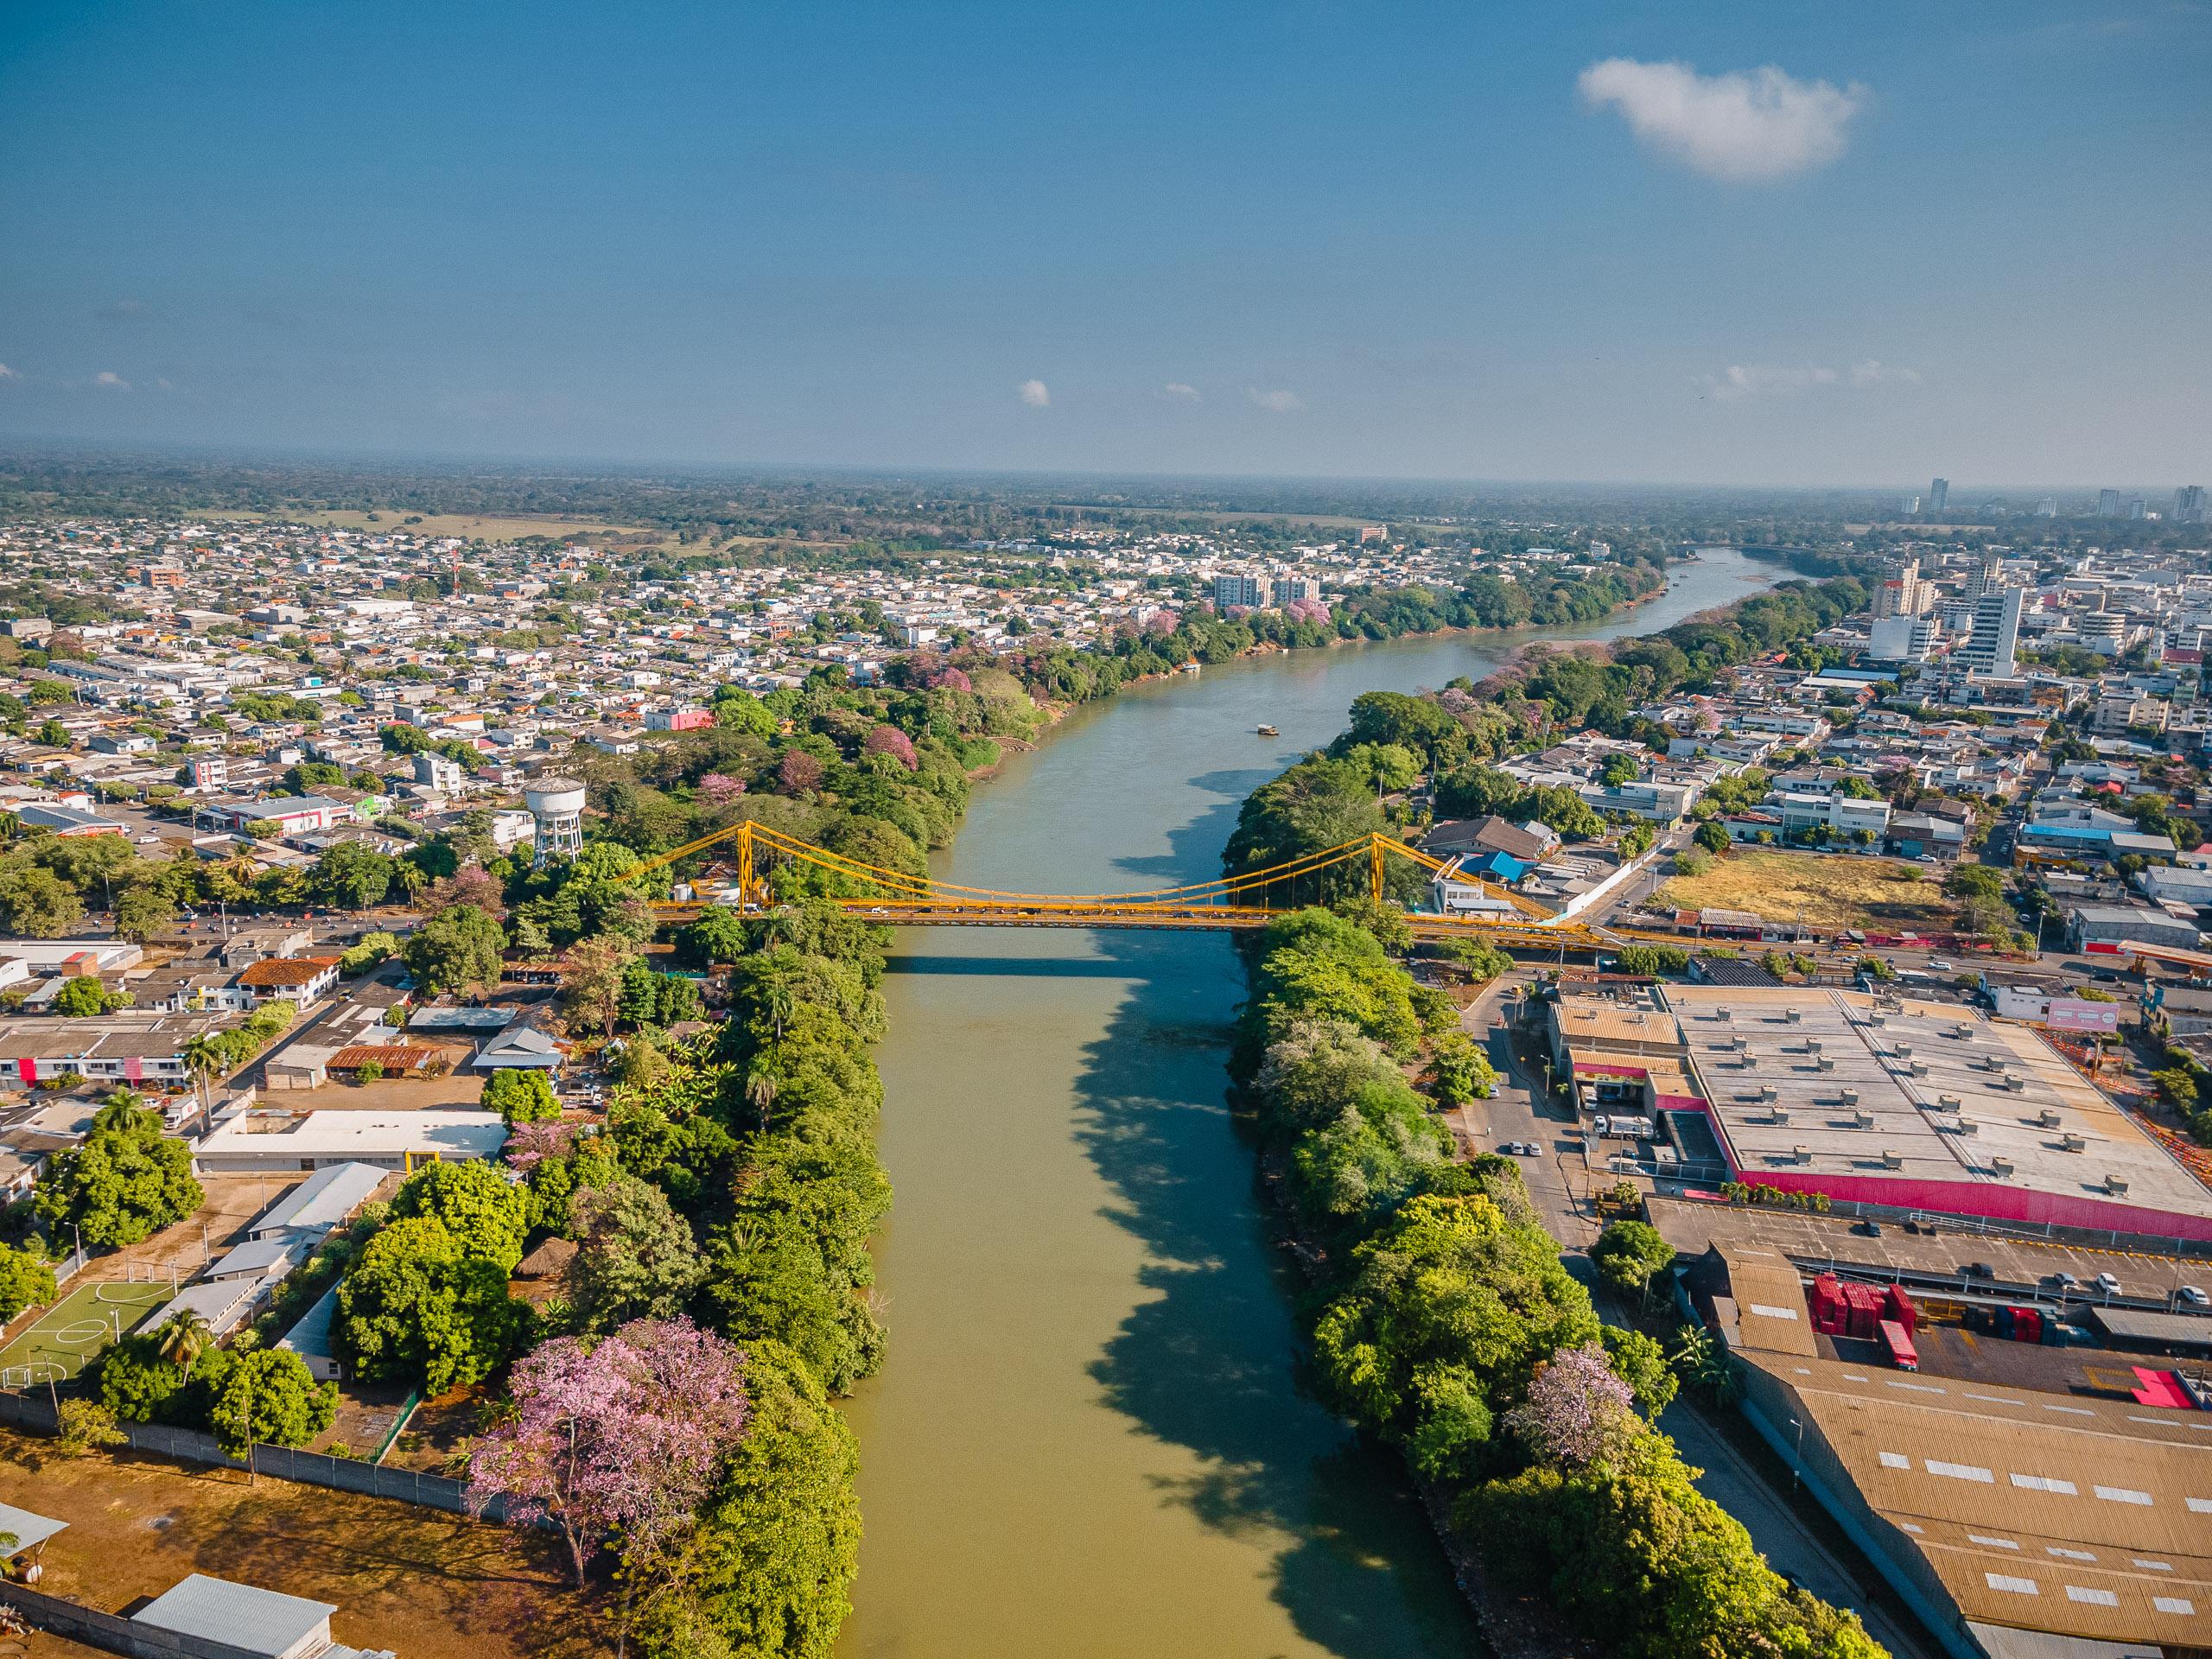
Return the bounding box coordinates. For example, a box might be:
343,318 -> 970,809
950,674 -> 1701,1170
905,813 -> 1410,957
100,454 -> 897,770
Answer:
1455,973 -> 1938,1659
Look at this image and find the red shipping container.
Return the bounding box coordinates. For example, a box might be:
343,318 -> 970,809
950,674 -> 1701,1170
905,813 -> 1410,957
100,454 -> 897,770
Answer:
2012,1308 -> 2042,1343
1842,1282 -> 1885,1339
1811,1274 -> 1848,1335
1882,1285 -> 1918,1336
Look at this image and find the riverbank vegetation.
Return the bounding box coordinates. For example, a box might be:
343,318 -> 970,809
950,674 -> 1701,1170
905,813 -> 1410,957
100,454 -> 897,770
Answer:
1233,908 -> 1882,1659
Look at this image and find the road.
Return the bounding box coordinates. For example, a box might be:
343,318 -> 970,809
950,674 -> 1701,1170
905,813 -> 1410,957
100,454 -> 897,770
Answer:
1455,975 -> 1939,1659
1661,1396 -> 1938,1659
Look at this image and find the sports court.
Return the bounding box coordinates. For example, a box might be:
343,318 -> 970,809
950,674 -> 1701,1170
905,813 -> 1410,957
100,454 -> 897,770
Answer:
0,1280 -> 169,1387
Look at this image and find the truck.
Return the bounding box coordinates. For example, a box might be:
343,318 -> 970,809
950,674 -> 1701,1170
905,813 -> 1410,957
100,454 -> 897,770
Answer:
1878,1318 -> 1919,1372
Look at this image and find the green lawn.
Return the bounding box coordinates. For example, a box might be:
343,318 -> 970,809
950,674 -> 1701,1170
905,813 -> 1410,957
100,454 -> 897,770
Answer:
0,1280 -> 169,1384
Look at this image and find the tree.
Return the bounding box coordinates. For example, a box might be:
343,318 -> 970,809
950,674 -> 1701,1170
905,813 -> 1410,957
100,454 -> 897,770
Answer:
35,1096 -> 204,1248
0,863 -> 84,937
180,1033 -> 226,1119
562,934 -> 639,1038
390,1157 -> 531,1270
339,931 -> 399,976
209,1348 -> 338,1472
861,724 -> 918,770
52,975 -> 126,1017
336,1216 -> 521,1394
1611,944 -> 1688,977
403,902 -> 507,995
1590,1219 -> 1675,1298
777,751 -> 825,794
310,842 -> 396,912
568,1173 -> 705,1329
482,1068 -> 560,1126
113,882 -> 175,943
0,1241 -> 56,1322
54,1398 -> 126,1456
467,1316 -> 749,1590
1427,1028 -> 1497,1105
640,1338 -> 859,1658
1692,819 -> 1731,855
1503,1341 -> 1637,1466
154,1309 -> 216,1382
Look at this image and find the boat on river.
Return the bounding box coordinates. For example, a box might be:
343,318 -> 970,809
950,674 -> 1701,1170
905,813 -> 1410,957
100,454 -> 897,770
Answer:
1255,723 -> 1279,736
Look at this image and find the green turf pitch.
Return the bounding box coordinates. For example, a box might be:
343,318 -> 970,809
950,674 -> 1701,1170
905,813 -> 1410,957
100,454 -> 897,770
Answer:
0,1280 -> 169,1385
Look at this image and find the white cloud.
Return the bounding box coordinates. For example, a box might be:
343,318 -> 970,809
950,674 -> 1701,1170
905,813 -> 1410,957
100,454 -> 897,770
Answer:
1578,58 -> 1865,182
1247,387 -> 1303,413
1157,382 -> 1202,402
1701,359 -> 1920,400
1849,359 -> 1922,387
0,364 -> 17,382
1017,378 -> 1050,407
93,370 -> 130,390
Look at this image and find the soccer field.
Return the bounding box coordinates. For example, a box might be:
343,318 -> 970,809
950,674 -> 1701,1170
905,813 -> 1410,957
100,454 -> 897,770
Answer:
0,1281 -> 169,1386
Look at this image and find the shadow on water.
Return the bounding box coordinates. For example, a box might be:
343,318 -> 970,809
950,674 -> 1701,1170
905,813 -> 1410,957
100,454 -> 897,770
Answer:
1058,818 -> 1485,1656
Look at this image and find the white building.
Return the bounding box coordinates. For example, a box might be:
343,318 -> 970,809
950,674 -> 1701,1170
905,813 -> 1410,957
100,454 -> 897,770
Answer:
1953,586 -> 2024,679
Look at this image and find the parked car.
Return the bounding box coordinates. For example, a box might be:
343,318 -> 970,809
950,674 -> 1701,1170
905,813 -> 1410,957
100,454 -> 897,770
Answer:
2047,1271 -> 2081,1291
2094,1272 -> 2123,1295
2175,1284 -> 2207,1306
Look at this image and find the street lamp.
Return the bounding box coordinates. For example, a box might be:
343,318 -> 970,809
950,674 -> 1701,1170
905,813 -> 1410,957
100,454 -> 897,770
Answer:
1789,1416 -> 1805,1496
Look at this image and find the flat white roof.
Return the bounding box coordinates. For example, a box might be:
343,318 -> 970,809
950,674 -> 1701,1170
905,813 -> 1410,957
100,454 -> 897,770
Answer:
197,1110 -> 506,1163
1662,986 -> 2211,1220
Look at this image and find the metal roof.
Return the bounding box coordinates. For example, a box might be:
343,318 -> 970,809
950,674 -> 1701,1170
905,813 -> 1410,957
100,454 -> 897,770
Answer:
2082,1305 -> 2212,1353
0,1501 -> 67,1558
249,1161 -> 384,1239
132,1573 -> 334,1659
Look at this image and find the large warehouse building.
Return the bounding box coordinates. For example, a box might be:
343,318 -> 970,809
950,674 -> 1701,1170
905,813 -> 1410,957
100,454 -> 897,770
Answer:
1548,984 -> 2212,1245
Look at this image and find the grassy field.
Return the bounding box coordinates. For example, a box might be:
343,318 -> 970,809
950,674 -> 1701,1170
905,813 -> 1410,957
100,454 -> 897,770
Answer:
1654,849 -> 1961,933
0,1427 -> 605,1658
0,1280 -> 168,1384
192,508 -> 658,542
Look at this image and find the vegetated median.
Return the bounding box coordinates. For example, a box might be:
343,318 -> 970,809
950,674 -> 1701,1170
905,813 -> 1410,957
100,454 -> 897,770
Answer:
1227,906 -> 1885,1659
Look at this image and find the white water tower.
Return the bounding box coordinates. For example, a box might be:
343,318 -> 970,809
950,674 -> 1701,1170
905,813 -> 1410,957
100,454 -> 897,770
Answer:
523,777 -> 587,867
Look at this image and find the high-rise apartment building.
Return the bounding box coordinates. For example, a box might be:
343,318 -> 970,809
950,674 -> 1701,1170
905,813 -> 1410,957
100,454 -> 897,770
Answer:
2129,499 -> 2147,520
1872,558 -> 1935,619
2099,488 -> 2123,518
1899,493 -> 1922,515
1955,586 -> 2024,679
1868,614 -> 1937,662
1962,554 -> 2003,601
1269,575 -> 1320,605
2035,497 -> 2059,518
2177,485 -> 2208,524
1927,477 -> 1949,512
1212,574 -> 1262,609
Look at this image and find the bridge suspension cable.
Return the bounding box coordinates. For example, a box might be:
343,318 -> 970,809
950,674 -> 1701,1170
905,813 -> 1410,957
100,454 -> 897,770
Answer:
625,818 -> 1541,917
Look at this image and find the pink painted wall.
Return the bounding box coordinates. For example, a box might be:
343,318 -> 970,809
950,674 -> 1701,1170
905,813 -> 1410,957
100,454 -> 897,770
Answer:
1728,1167 -> 2212,1245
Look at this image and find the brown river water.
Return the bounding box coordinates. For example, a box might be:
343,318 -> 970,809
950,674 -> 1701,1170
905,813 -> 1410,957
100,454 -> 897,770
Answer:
836,549 -> 1781,1659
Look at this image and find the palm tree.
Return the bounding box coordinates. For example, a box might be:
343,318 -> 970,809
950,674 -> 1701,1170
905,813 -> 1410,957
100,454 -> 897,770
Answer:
743,1058 -> 779,1132
156,1309 -> 215,1382
180,1034 -> 223,1122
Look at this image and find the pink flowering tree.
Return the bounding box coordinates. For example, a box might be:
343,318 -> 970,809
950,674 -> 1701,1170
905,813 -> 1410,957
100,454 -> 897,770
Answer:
1144,610 -> 1179,637
1503,1341 -> 1637,1468
777,750 -> 825,794
862,724 -> 918,770
502,1119 -> 576,1173
931,666 -> 972,692
697,772 -> 746,804
467,1316 -> 749,1588
1285,597 -> 1332,625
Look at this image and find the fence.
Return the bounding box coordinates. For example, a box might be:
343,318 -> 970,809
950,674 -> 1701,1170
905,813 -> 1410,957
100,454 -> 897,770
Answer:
0,1580 -> 284,1659
0,1391 -> 514,1522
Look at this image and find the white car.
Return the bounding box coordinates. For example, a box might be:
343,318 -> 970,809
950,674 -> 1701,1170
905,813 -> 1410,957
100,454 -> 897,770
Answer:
2176,1285 -> 2208,1306
1928,957 -> 1954,970
2094,1272 -> 2122,1295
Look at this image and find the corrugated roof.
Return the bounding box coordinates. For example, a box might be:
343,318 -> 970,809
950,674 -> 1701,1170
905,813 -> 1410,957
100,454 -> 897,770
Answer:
1747,1348 -> 2212,1648
132,1573 -> 334,1657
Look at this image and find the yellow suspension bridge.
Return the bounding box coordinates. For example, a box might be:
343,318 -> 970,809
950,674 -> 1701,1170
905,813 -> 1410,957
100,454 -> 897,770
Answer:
631,821 -> 1662,956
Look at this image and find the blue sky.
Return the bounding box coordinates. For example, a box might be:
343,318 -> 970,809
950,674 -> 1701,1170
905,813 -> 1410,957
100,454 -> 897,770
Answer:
2,1 -> 2206,487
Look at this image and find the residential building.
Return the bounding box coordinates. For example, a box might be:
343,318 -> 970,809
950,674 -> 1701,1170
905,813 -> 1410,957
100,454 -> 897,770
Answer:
1926,476 -> 1948,511
1953,587 -> 2024,679
1212,574 -> 1262,608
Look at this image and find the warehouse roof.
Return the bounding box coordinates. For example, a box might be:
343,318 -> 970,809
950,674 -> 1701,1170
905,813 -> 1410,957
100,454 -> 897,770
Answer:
1660,986 -> 2210,1222
1746,1346 -> 2212,1649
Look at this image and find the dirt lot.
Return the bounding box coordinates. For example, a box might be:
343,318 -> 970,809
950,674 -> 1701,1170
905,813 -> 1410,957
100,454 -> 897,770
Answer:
1655,849 -> 1960,933
76,1175 -> 303,1287
0,1431 -> 607,1658
289,1068 -> 486,1112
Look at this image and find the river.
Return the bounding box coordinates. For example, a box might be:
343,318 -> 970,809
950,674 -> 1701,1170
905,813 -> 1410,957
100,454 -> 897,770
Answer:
836,548 -> 1781,1659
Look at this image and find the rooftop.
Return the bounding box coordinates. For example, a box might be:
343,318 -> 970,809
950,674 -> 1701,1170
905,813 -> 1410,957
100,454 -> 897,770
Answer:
1662,985 -> 2212,1226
